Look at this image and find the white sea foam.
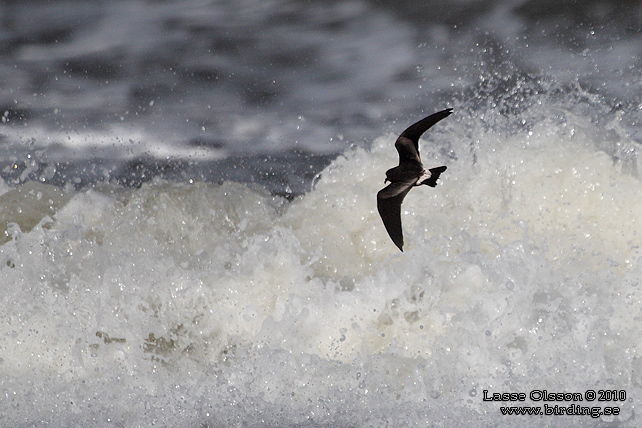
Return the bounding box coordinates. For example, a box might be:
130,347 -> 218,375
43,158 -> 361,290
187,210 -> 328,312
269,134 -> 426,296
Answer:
1,95 -> 641,426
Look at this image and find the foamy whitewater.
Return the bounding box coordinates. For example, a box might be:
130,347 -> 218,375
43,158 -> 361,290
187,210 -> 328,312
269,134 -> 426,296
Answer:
2,83 -> 642,426
2,0 -> 642,427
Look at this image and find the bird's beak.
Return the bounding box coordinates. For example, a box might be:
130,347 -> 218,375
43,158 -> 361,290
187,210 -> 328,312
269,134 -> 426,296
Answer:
384,178 -> 389,184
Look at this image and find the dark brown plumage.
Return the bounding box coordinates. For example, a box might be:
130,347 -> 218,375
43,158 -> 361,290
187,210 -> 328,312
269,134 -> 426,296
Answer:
377,108 -> 452,251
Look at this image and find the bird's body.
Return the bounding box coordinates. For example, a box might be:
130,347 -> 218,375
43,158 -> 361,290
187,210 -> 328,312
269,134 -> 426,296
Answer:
377,108 -> 452,251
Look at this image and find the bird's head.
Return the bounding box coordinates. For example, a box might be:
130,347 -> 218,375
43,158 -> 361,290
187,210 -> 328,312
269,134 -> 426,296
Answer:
384,168 -> 394,183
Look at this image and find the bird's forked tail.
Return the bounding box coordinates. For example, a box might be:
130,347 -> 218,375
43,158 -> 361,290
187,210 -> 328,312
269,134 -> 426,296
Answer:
420,166 -> 447,188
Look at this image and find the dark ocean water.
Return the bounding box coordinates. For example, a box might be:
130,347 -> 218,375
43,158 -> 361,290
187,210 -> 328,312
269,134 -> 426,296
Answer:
2,0 -> 640,191
2,1 -> 642,427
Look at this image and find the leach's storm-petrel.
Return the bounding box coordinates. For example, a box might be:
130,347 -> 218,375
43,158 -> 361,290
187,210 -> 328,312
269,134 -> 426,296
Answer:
377,108 -> 452,251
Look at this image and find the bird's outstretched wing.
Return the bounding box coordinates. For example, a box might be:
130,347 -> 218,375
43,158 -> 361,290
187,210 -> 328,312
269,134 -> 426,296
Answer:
394,137 -> 423,166
398,108 -> 453,155
377,177 -> 417,251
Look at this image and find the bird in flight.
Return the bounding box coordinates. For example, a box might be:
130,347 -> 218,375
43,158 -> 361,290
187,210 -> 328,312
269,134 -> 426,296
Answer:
377,108 -> 452,251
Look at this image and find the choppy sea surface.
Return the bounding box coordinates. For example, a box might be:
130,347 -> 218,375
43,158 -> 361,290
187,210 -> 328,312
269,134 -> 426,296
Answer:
2,0 -> 642,426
